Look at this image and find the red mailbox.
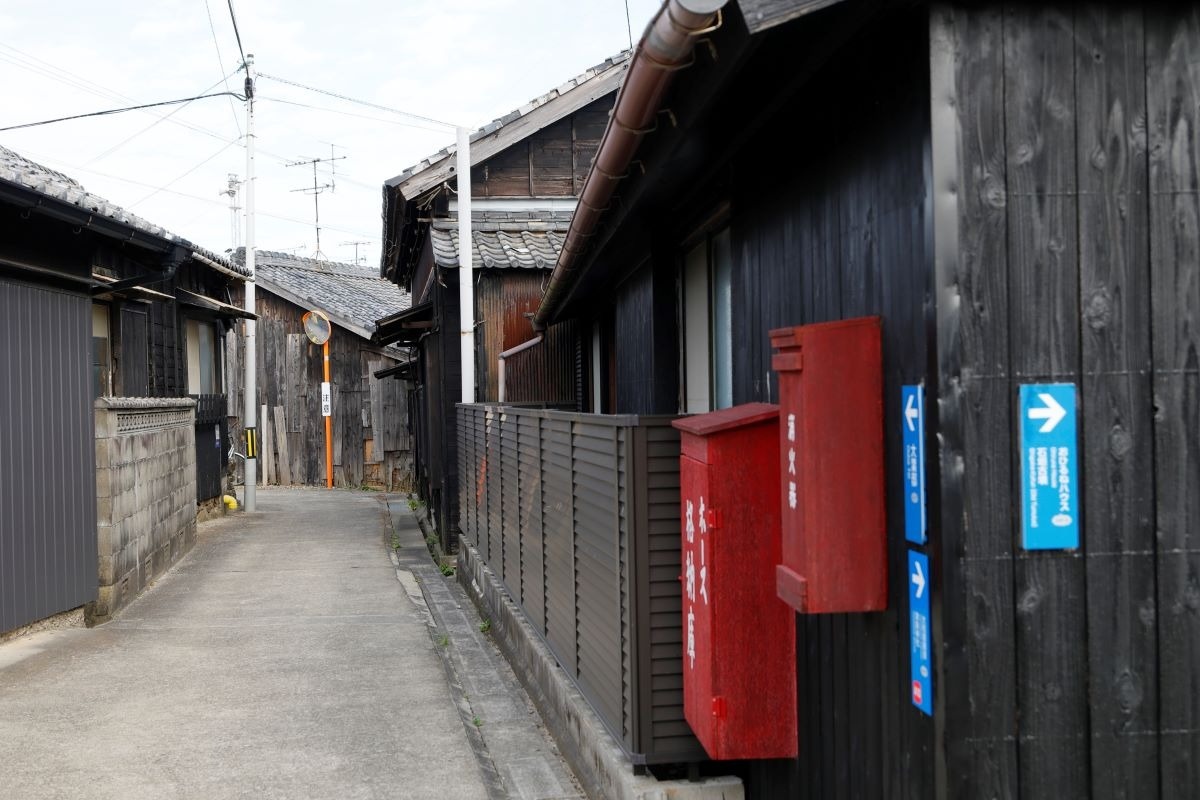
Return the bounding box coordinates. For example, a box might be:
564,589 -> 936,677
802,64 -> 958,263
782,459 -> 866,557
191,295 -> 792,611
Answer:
771,317 -> 887,613
672,403 -> 797,760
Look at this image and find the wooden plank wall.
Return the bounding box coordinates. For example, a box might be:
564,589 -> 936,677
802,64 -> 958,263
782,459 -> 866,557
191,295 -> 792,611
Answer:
723,16 -> 932,799
935,4 -> 1199,798
223,291 -> 411,490
1146,7 -> 1200,796
476,271 -> 578,404
469,98 -> 612,197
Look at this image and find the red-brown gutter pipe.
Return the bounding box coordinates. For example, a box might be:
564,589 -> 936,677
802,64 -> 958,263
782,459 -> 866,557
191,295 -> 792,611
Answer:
532,0 -> 727,331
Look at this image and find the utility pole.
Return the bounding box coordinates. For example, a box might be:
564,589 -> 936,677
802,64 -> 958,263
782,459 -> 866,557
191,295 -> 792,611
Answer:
286,146 -> 345,260
243,54 -> 258,513
341,240 -> 369,265
457,126 -> 474,404
219,173 -> 243,249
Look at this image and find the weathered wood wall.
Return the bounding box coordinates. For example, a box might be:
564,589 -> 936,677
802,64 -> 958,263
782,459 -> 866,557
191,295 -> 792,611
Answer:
469,98 -> 611,197
476,270 -> 577,404
224,290 -> 411,490
933,4 -> 1200,798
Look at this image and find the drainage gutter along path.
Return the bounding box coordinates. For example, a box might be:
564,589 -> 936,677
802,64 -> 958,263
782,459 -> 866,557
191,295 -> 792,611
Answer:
0,487 -> 488,800
383,498 -> 585,800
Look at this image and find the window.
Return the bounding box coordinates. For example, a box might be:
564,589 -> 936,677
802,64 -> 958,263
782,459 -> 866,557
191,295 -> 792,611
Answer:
186,318 -> 220,394
92,303 -> 111,398
681,227 -> 733,413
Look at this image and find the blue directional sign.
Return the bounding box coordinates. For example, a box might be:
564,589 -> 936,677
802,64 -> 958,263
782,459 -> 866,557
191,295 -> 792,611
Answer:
1019,383 -> 1079,550
902,385 -> 926,544
908,550 -> 932,716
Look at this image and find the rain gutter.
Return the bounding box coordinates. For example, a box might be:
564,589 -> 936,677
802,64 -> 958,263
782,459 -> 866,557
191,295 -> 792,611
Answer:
532,0 -> 727,330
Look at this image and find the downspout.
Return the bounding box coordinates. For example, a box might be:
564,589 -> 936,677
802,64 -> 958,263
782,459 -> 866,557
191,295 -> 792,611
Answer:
532,0 -> 727,330
497,332 -> 544,404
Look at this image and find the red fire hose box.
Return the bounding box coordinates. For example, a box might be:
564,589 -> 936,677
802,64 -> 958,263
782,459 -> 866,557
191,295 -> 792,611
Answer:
672,403 -> 797,760
770,317 -> 887,614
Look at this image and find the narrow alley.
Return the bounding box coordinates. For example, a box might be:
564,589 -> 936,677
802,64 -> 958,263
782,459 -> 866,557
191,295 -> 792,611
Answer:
0,488 -> 576,800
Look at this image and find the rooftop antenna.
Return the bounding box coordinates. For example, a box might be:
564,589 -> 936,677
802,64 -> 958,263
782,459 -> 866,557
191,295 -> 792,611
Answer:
219,173 -> 243,249
286,145 -> 346,260
341,240 -> 369,265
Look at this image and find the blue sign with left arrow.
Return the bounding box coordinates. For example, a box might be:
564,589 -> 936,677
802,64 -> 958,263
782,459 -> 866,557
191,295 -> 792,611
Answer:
908,550 -> 932,716
1019,383 -> 1079,550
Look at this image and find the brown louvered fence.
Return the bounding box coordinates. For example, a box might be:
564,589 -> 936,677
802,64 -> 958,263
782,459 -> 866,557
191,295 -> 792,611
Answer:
457,404 -> 705,766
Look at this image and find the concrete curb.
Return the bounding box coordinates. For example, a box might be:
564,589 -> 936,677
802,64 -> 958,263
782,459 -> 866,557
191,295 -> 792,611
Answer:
457,541 -> 744,800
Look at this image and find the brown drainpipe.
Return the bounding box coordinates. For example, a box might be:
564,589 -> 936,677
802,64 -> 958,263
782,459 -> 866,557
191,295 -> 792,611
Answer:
532,0 -> 727,331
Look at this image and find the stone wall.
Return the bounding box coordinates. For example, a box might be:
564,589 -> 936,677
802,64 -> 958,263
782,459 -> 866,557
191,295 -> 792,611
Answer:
92,397 -> 197,623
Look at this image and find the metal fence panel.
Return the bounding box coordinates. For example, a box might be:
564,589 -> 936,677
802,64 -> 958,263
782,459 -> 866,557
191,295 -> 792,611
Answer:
517,413 -> 545,632
542,415 -> 576,675
501,412 -> 521,592
457,404 -> 704,765
0,280 -> 97,633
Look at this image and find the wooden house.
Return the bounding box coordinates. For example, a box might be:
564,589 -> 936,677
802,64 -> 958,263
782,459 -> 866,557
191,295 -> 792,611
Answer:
377,53 -> 628,548
0,145 -> 250,634
226,249 -> 412,490
454,1 -> 1200,798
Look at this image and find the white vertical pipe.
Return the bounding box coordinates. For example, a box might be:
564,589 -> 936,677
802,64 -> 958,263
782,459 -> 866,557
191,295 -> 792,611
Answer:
243,54 -> 258,512
457,126 -> 475,404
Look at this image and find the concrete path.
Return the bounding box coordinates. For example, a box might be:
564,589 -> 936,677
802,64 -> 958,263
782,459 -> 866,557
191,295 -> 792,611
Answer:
0,487 -> 490,800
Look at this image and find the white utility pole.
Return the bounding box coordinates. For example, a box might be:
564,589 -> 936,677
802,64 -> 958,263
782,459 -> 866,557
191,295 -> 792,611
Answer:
457,126 -> 474,404
243,54 -> 258,512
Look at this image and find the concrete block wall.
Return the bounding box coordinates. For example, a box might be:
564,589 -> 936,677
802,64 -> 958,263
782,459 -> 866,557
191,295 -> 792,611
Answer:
93,397 -> 197,622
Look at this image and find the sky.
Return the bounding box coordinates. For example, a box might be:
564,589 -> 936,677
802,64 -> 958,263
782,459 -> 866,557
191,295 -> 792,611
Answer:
0,0 -> 662,270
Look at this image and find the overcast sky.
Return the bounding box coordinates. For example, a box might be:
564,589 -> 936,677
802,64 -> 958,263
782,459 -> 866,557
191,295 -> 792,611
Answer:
0,1 -> 661,269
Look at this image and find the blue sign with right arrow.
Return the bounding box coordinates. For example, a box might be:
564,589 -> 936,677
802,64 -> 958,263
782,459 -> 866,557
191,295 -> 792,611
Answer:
1019,383 -> 1079,550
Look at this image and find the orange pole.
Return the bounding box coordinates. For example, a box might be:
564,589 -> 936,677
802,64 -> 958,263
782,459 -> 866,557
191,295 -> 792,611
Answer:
324,340 -> 333,488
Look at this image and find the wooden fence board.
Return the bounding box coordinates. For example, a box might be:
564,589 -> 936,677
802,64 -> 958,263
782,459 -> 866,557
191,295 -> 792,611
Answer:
273,404 -> 292,485
1075,7 -> 1160,798
261,403 -> 274,485
1147,8 -> 1200,795
1005,9 -> 1088,798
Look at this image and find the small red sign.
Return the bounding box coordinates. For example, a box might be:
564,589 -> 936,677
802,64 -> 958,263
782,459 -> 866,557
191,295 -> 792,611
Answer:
912,680 -> 923,706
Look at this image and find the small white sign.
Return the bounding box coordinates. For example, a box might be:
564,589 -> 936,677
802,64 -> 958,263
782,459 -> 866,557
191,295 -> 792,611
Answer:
321,382 -> 332,417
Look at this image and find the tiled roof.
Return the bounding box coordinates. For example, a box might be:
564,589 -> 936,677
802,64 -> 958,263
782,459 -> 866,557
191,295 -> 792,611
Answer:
235,248 -> 411,339
385,52 -> 630,199
0,145 -> 246,277
429,212 -> 570,269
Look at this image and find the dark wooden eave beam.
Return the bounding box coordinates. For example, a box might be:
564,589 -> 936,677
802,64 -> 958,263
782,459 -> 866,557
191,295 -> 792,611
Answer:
90,243 -> 189,296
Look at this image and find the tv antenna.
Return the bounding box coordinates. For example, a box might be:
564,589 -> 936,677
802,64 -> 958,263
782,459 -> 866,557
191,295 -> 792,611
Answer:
341,240 -> 370,265
286,144 -> 346,260
219,173 -> 243,249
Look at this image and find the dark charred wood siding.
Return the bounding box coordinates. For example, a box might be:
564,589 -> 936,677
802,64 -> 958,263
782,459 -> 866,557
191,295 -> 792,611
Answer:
725,15 -> 933,798
932,4 -> 1199,798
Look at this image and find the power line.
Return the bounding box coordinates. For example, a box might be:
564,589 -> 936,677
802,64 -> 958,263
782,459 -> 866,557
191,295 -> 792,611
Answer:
203,0 -> 243,136
128,137 -> 241,208
85,71 -> 239,166
0,43 -> 243,149
0,92 -> 244,133
6,146 -> 378,239
256,72 -> 457,129
256,95 -> 452,135
226,0 -> 247,67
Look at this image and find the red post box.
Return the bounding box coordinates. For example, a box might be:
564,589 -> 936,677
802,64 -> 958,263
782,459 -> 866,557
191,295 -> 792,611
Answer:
672,403 -> 797,760
771,317 -> 887,613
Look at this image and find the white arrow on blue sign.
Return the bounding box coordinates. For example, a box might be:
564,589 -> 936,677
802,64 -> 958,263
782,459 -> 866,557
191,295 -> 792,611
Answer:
901,385 -> 926,544
1019,383 -> 1079,550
